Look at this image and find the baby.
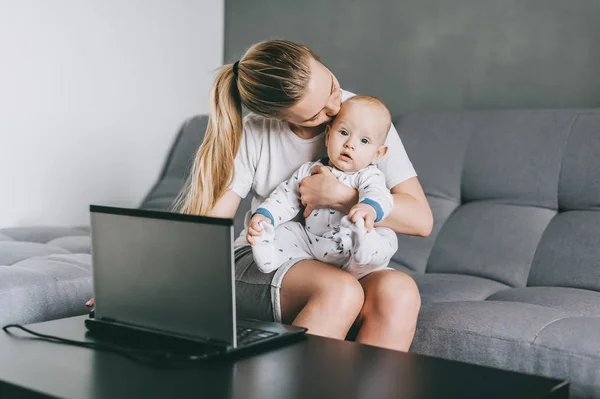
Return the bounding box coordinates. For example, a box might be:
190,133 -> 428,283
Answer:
247,95 -> 398,279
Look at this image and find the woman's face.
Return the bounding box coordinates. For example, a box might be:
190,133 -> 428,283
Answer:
283,58 -> 342,128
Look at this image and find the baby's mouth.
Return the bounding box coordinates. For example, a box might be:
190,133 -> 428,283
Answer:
340,152 -> 352,161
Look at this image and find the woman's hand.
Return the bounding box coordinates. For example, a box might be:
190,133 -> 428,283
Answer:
86,298 -> 94,307
300,166 -> 358,217
246,214 -> 270,245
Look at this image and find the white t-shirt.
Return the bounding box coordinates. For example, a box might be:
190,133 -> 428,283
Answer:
230,90 -> 416,249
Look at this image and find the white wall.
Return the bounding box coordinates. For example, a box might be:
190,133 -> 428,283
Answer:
0,0 -> 223,227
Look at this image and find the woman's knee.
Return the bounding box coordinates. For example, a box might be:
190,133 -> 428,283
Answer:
362,271 -> 421,319
281,260 -> 364,322
316,271 -> 365,316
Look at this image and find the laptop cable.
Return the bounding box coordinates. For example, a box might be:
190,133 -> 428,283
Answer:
2,324 -> 221,368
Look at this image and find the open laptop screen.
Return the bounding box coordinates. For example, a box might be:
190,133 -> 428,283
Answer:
90,206 -> 236,346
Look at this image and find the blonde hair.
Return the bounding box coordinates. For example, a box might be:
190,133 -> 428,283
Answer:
176,40 -> 319,215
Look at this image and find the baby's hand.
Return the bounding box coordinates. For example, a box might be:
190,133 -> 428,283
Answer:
246,214 -> 271,245
348,203 -> 377,232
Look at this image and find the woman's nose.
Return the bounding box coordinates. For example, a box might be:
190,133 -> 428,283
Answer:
325,95 -> 341,117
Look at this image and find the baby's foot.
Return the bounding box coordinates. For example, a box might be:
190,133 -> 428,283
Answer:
340,216 -> 374,265
251,222 -> 280,273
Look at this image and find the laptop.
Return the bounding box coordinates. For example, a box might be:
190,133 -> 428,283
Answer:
85,205 -> 306,357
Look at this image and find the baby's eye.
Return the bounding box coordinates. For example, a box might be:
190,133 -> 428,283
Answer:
340,130 -> 349,136
360,138 -> 369,144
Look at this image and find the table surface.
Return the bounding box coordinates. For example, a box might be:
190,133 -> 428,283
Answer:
0,316 -> 568,399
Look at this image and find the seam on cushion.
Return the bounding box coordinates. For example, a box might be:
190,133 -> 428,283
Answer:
556,113 -> 579,213
43,235 -> 88,245
484,297 -> 600,317
46,235 -> 90,244
532,316 -> 570,344
458,113 -> 479,205
463,199 -> 559,212
424,270 -> 512,288
5,267 -> 60,282
424,115 -> 476,273
0,233 -> 87,244
36,255 -> 91,269
416,324 -> 600,361
425,192 -> 460,204
0,277 -> 92,296
483,289 -> 512,301
10,254 -> 92,269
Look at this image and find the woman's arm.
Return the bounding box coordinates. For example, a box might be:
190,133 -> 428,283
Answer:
374,177 -> 433,236
208,189 -> 242,219
300,168 -> 432,236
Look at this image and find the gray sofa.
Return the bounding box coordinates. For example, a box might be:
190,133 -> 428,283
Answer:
1,109 -> 599,397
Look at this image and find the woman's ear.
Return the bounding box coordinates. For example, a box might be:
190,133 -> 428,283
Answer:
370,145 -> 388,164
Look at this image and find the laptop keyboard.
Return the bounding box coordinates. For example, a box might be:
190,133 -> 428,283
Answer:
236,326 -> 277,346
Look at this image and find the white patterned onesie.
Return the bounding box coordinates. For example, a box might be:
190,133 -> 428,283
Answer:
251,157 -> 398,279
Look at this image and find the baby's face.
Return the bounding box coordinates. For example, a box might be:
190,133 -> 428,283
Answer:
326,101 -> 388,172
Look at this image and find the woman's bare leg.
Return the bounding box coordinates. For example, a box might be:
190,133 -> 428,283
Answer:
354,269 -> 421,351
280,260 -> 364,340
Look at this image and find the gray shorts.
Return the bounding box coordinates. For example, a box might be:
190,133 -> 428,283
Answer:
235,246 -> 303,323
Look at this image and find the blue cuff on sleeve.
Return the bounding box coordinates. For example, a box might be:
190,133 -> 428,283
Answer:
360,199 -> 384,222
253,208 -> 275,225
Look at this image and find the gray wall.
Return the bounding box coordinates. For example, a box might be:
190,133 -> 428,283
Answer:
225,0 -> 600,113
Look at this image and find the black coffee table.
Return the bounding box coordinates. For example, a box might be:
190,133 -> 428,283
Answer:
0,316 -> 568,398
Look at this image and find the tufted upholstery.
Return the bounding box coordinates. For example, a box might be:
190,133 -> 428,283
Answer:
141,110 -> 600,397
394,109 -> 600,398
0,227 -> 92,325
2,109 -> 599,397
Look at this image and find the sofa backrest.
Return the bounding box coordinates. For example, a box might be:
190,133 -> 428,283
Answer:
394,109 -> 600,291
142,109 -> 600,291
139,115 -> 251,235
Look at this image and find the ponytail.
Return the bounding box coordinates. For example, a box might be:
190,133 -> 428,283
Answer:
176,40 -> 316,215
176,64 -> 242,215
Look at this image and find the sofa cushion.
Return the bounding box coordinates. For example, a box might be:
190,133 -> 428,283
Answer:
413,273 -> 508,303
391,113 -> 470,274
0,227 -> 92,325
391,195 -> 458,274
426,202 -> 556,287
460,110 -> 574,209
528,211 -> 600,291
395,112 -> 473,203
0,242 -> 71,266
139,114 -> 252,235
487,287 -> 600,317
0,226 -> 89,244
414,301 -> 568,344
533,317 -> 600,398
534,316 -> 600,361
412,302 -> 600,399
558,111 -> 600,211
46,236 -> 92,254
140,115 -> 209,213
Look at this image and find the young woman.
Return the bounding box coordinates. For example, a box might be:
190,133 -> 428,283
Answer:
86,40 -> 433,351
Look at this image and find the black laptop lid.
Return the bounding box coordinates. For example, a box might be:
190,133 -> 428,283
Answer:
89,206 -> 236,347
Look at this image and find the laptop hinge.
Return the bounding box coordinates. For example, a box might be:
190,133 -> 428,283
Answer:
94,317 -> 231,349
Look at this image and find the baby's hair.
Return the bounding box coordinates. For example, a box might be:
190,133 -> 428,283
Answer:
343,95 -> 392,140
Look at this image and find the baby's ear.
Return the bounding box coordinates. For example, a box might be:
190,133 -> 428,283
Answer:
371,145 -> 388,164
